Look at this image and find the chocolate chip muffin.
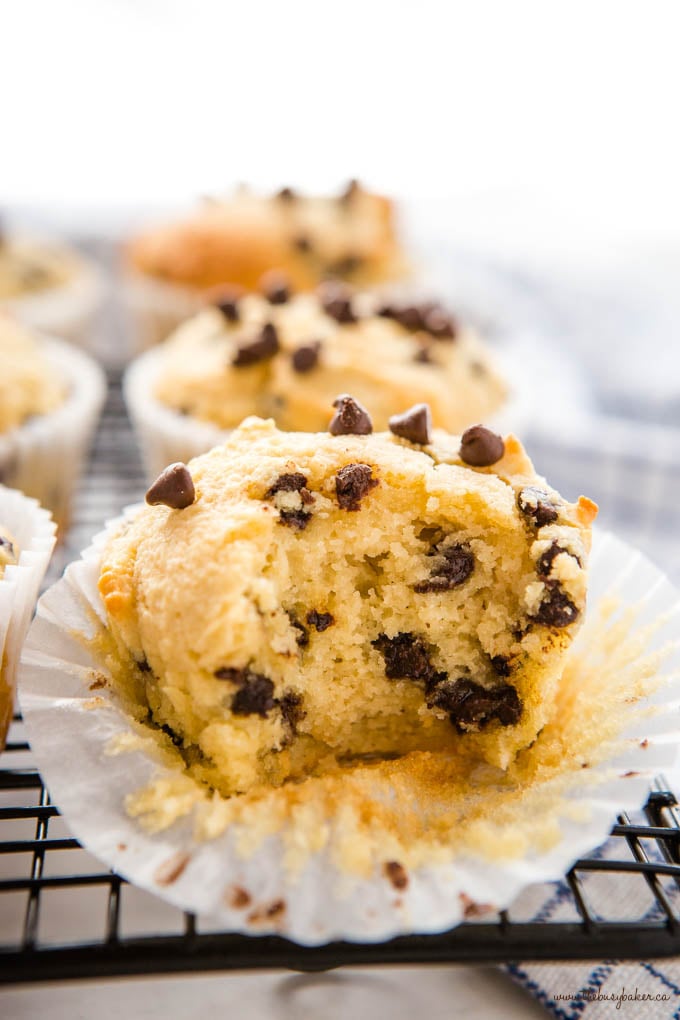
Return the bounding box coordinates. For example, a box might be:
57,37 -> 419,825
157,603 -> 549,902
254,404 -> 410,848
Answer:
99,404 -> 597,796
148,285 -> 506,435
128,181 -> 407,295
0,314 -> 65,432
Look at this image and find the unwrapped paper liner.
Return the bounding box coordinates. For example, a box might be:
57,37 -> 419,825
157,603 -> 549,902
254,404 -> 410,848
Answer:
124,343 -> 535,482
0,337 -> 106,531
4,254 -> 106,353
18,522 -> 680,944
0,486 -> 56,745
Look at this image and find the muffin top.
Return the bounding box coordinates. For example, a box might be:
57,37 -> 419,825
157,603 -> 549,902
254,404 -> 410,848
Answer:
127,182 -> 407,292
0,314 -> 66,433
0,234 -> 77,300
152,284 -> 507,434
0,525 -> 18,578
99,411 -> 597,794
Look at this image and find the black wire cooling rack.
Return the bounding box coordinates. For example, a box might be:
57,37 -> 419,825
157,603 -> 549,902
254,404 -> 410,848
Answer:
2,715 -> 680,985
3,367 -> 680,985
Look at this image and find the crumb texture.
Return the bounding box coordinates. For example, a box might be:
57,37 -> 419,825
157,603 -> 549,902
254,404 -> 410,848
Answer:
0,314 -> 66,432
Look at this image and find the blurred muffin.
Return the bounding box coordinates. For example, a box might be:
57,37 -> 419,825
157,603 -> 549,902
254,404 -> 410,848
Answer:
0,228 -> 104,350
0,314 -> 105,532
0,486 -> 56,748
124,181 -> 409,353
124,283 -> 507,479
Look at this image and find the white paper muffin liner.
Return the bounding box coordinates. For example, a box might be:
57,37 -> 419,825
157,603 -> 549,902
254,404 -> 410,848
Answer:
18,523 -> 680,945
124,341 -> 535,482
0,486 -> 56,745
122,272 -> 205,358
0,337 -> 106,531
4,254 -> 106,354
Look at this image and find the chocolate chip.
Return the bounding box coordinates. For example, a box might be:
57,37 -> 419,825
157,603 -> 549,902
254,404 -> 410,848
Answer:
423,306 -> 457,340
278,509 -> 312,530
293,234 -> 312,253
215,289 -> 242,323
276,186 -> 296,201
339,178 -> 360,204
329,394 -> 373,436
389,403 -> 432,445
261,271 -> 290,305
413,543 -> 474,593
287,614 -> 309,647
372,632 -> 438,682
394,305 -> 425,331
517,487 -> 559,528
536,542 -> 581,577
306,610 -> 334,631
279,691 -> 305,732
413,345 -> 434,364
428,677 -> 522,731
335,463 -> 378,510
137,658 -> 152,674
319,281 -> 357,324
291,341 -> 321,373
215,667 -> 276,717
232,322 -> 280,366
265,472 -> 308,497
384,861 -> 409,890
145,463 -> 196,510
459,425 -> 505,467
490,655 -> 511,677
531,581 -> 579,628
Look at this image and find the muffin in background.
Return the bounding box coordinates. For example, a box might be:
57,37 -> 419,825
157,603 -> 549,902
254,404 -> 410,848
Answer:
0,313 -> 105,533
124,181 -> 409,353
0,229 -> 105,350
124,282 -> 507,480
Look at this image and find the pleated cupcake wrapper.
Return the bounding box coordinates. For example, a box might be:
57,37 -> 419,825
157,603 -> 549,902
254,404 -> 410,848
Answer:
4,256 -> 106,353
124,341 -> 534,484
0,337 -> 106,532
18,519 -> 680,945
0,486 -> 56,746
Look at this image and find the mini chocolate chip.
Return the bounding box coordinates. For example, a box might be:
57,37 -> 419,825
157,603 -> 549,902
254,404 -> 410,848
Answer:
261,271 -> 290,305
279,509 -> 312,530
279,690 -> 305,732
232,322 -> 280,366
428,677 -> 522,731
293,234 -> 312,253
459,425 -> 505,467
339,178 -> 360,204
377,303 -> 394,318
372,632 -> 438,682
384,861 -> 409,890
291,341 -> 321,373
536,542 -> 581,577
146,463 -> 196,510
490,655 -> 511,677
287,613 -> 309,647
306,610 -> 334,631
390,304 -> 424,331
215,289 -> 242,323
319,281 -> 357,324
389,403 -> 432,445
531,581 -> 580,628
137,658 -> 152,674
329,394 -> 373,436
413,543 -> 474,593
265,472 -> 308,497
335,463 -> 378,510
423,307 -> 457,340
276,186 -> 296,201
517,487 -> 559,528
216,668 -> 276,717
